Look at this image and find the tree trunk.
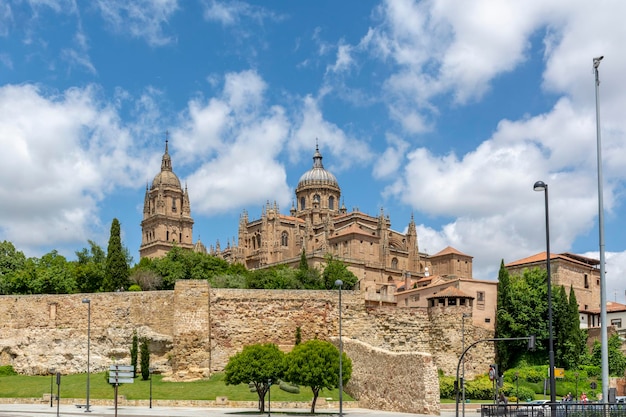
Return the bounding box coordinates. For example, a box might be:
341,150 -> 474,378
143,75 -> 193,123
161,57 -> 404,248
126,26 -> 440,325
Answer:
310,388 -> 320,414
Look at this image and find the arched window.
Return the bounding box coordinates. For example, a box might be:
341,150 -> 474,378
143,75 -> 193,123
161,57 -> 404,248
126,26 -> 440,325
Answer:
256,234 -> 261,248
300,197 -> 306,210
313,194 -> 320,204
391,257 -> 398,269
329,196 -> 335,210
281,231 -> 288,246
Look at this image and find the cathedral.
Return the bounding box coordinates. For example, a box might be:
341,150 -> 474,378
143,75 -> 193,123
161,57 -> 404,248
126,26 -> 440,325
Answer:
139,142 -> 489,307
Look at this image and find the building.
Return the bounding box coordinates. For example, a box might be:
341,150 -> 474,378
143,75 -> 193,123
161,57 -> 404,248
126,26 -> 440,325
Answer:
139,140 -> 194,259
139,142 -> 499,327
505,252 -> 601,315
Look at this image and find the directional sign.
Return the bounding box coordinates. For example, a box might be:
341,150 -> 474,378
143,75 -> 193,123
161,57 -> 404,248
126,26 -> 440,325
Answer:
109,377 -> 134,384
113,371 -> 134,378
109,365 -> 134,372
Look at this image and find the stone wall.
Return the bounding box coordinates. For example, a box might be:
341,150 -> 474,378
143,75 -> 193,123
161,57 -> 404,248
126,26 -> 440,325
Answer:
0,280 -> 495,414
342,338 -> 439,414
0,292 -> 174,374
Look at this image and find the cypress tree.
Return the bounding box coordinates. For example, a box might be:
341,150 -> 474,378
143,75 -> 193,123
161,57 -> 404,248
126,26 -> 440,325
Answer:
140,338 -> 150,380
130,330 -> 138,378
495,260 -> 513,369
102,218 -> 129,292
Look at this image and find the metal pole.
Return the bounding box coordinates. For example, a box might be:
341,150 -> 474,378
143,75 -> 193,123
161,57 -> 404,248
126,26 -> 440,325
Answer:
593,55 -> 609,404
268,379 -> 271,417
82,298 -> 91,412
50,371 -> 54,407
462,313 -> 470,417
335,279 -> 344,417
534,182 -> 556,408
149,369 -> 153,408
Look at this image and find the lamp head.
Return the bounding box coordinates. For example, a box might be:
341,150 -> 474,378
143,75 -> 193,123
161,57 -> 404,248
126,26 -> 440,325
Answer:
82,298 -> 90,304
533,181 -> 547,192
334,279 -> 343,287
593,56 -> 604,68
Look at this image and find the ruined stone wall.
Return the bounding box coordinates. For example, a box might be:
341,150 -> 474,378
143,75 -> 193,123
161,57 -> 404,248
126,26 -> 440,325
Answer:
0,281 -> 495,414
0,291 -> 174,374
342,338 -> 440,415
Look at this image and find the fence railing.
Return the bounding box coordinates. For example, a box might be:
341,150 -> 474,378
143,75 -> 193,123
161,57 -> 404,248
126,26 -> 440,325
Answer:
481,402 -> 626,417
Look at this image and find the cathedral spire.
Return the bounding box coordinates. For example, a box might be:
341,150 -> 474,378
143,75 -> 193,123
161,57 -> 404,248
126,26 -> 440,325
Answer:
161,132 -> 172,172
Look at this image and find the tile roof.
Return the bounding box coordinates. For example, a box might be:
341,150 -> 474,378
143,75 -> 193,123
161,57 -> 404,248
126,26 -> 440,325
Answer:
505,252 -> 599,268
426,285 -> 473,299
430,246 -> 473,258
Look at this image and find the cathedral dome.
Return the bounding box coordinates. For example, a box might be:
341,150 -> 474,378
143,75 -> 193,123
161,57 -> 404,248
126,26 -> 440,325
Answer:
151,140 -> 181,189
297,145 -> 338,188
152,170 -> 181,188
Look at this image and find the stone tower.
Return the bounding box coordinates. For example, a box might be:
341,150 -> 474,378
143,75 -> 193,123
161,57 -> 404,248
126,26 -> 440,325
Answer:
139,139 -> 194,259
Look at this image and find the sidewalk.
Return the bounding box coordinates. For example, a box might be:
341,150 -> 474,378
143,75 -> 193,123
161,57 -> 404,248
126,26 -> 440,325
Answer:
0,403 -> 457,417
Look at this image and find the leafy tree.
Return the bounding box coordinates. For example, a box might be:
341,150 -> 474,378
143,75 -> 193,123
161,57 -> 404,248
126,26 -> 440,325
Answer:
284,339 -> 352,413
495,260 -> 514,369
224,343 -> 286,413
0,241 -> 26,286
321,255 -> 358,290
295,250 -> 322,289
588,334 -> 626,376
32,251 -> 76,294
130,330 -> 138,378
140,338 -> 150,380
74,240 -> 106,293
102,218 -> 130,292
246,265 -> 302,289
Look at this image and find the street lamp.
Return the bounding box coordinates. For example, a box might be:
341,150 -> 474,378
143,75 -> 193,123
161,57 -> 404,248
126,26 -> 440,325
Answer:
82,298 -> 91,413
49,368 -> 55,408
335,279 -> 344,417
593,55 -> 609,404
533,181 -> 556,407
461,313 -> 470,417
149,367 -> 154,408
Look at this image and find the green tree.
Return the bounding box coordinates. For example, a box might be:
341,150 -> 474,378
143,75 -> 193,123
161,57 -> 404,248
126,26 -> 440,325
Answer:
224,343 -> 286,413
74,240 -> 106,293
321,255 -> 358,290
140,338 -> 150,381
495,260 -> 514,369
32,251 -> 76,294
295,326 -> 302,345
102,218 -> 130,292
588,334 -> 626,376
130,330 -> 138,378
295,249 -> 322,289
0,241 -> 27,294
284,339 -> 352,413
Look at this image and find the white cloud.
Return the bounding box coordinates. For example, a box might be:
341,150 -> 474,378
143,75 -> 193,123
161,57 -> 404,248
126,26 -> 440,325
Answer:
0,84 -> 148,254
95,0 -> 178,46
373,133 -> 409,180
326,41 -> 354,75
288,95 -> 373,171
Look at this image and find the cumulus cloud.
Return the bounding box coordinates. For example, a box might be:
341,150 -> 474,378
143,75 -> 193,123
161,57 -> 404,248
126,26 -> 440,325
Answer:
0,84 -> 148,253
356,0 -> 626,291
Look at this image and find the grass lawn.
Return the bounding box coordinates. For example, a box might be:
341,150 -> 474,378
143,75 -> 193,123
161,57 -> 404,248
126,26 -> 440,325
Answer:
0,372 -> 353,402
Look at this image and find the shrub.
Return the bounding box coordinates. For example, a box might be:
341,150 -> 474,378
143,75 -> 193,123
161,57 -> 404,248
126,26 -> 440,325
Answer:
439,374 -> 456,399
128,284 -> 142,291
0,365 -> 17,376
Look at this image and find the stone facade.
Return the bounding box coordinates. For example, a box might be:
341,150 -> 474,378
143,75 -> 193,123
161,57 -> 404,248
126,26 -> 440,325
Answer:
0,280 -> 495,414
139,139 -> 194,259
506,252 -> 601,316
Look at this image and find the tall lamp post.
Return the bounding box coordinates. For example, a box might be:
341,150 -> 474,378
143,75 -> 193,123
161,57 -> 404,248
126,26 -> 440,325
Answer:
593,55 -> 609,404
533,181 -> 556,407
149,368 -> 154,408
461,313 -> 470,417
335,279 -> 344,417
82,298 -> 91,413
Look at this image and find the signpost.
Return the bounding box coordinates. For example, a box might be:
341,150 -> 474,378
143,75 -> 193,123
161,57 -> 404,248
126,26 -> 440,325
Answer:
109,365 -> 134,417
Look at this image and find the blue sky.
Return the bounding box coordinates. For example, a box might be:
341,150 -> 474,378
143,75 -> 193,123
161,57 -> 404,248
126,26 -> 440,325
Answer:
1,0 -> 626,303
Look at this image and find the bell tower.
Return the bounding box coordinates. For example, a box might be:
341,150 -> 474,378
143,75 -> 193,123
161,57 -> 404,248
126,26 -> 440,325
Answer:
139,137 -> 194,259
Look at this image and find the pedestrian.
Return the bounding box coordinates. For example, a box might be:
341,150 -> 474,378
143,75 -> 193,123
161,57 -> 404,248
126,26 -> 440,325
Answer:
581,392 -> 588,404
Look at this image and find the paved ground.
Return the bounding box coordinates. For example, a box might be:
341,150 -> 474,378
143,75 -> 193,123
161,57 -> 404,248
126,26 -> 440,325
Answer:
0,403 -> 460,417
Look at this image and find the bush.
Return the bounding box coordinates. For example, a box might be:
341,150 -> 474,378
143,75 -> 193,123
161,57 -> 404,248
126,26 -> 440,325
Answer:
439,374 -> 456,399
128,284 -> 142,291
0,365 -> 17,376
465,375 -> 497,400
